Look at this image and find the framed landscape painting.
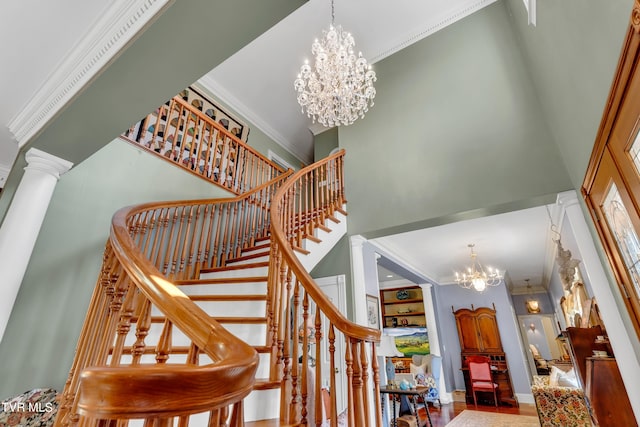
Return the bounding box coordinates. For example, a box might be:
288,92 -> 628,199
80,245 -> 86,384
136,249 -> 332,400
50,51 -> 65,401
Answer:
384,327 -> 430,356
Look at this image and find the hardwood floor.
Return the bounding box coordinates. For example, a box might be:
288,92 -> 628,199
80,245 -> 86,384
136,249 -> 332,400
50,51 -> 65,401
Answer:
245,401 -> 538,426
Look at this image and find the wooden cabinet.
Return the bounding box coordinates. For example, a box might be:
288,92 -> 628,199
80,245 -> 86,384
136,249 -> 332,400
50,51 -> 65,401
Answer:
564,327 -> 636,426
586,357 -> 636,427
454,305 -> 517,406
454,306 -> 503,353
379,286 -> 426,328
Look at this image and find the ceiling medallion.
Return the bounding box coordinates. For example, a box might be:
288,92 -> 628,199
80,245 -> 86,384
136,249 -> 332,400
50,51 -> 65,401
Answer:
455,244 -> 502,292
294,0 -> 376,127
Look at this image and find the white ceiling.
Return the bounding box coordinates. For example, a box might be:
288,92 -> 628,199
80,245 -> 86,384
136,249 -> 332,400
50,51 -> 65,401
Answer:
373,204 -> 559,292
1,0 -> 551,293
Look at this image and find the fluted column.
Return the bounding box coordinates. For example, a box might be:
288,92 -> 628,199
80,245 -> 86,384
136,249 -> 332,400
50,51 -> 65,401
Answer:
0,148 -> 73,343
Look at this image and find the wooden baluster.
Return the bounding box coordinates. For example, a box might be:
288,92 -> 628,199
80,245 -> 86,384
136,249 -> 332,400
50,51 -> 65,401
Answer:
287,280 -> 301,424
328,325 -> 338,427
353,341 -> 367,426
211,203 -> 225,268
169,206 -> 187,277
300,294 -> 310,426
111,277 -> 136,366
177,205 -> 195,278
314,310 -> 323,427
131,297 -> 152,365
360,341 -> 371,427
155,319 -> 172,364
220,202 -> 233,264
57,244 -> 114,427
345,338 -> 355,427
371,342 -> 383,427
184,205 -> 202,279
201,204 -> 215,270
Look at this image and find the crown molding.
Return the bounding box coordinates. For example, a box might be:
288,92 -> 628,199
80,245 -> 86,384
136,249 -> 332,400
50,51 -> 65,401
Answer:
198,75 -> 312,165
369,0 -> 498,64
8,0 -> 172,147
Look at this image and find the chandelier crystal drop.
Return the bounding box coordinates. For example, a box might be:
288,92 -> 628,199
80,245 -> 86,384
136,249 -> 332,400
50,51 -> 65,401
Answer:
455,244 -> 502,292
294,1 -> 376,127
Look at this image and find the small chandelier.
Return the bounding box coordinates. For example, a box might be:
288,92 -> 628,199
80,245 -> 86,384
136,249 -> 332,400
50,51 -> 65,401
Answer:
294,0 -> 376,127
455,244 -> 502,292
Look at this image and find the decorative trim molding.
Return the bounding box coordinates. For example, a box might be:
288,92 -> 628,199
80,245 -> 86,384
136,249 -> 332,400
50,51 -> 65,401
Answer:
24,148 -> 73,180
198,75 -> 312,165
8,0 -> 172,147
369,0 -> 498,64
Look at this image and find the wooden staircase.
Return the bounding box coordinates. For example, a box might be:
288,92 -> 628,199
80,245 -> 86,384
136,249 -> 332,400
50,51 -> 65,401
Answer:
53,150 -> 383,427
177,236 -> 276,422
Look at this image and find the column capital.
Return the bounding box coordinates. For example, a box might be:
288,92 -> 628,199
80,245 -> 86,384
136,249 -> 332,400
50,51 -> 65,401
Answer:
25,148 -> 73,180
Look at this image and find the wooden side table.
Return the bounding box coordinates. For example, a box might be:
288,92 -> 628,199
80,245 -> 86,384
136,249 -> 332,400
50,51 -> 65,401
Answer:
379,386 -> 433,427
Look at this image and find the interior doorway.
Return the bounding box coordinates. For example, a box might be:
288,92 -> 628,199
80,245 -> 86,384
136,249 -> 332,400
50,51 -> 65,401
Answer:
518,314 -> 560,377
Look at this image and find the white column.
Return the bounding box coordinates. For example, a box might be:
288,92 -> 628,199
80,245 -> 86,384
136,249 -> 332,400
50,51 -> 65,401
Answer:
349,234 -> 368,326
0,148 -> 73,344
557,190 -> 640,420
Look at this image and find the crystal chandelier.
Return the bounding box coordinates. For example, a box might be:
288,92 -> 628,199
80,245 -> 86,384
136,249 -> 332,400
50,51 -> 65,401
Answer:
294,0 -> 376,127
455,244 -> 502,292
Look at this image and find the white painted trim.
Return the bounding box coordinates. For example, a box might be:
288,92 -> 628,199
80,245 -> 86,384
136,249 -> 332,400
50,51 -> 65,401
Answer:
198,75 -> 311,165
8,0 -> 172,146
523,0 -> 537,26
369,0 -> 498,63
558,190 -> 640,420
268,150 -> 295,171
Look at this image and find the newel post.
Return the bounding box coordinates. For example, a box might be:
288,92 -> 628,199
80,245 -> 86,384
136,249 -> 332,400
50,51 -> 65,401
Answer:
0,148 -> 73,343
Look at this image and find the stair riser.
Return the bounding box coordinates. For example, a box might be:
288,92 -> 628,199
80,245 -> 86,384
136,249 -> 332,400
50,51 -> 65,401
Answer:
192,300 -> 266,317
200,266 -> 268,279
178,282 -> 267,296
243,388 -> 281,422
226,255 -> 269,266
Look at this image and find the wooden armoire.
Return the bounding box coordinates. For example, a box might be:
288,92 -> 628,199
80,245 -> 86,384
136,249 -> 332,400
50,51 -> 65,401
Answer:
453,305 -> 517,406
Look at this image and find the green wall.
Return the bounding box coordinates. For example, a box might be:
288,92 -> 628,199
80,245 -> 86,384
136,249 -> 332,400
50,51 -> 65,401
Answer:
505,0 -> 630,189
313,128 -> 339,162
0,140 -> 232,398
340,2 -> 572,237
311,235 -> 353,319
193,84 -> 301,171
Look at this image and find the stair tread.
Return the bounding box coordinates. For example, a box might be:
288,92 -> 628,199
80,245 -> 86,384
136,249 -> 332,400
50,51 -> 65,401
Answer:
253,379 -> 281,390
214,317 -> 267,324
190,294 -> 267,301
175,276 -> 268,285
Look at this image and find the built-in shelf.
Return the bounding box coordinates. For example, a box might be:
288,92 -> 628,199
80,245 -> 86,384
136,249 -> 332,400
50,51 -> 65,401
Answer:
380,286 -> 426,328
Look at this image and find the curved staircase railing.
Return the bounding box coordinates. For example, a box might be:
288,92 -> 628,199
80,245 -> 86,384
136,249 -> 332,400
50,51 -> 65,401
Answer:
269,149 -> 383,427
54,149 -> 383,427
54,171 -> 292,427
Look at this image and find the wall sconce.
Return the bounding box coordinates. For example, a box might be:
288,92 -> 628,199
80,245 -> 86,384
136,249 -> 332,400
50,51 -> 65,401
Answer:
529,323 -> 536,332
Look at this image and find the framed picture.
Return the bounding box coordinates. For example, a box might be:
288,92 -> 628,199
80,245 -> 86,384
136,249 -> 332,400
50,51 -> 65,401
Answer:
184,86 -> 249,142
383,327 -> 430,356
366,295 -> 380,330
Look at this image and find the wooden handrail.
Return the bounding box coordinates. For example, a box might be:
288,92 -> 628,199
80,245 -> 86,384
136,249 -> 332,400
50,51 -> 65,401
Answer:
268,149 -> 383,427
55,171 -> 291,427
55,149 -> 380,427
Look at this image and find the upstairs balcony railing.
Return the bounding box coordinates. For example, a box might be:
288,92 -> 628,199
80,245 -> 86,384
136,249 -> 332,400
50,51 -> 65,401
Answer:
122,94 -> 288,194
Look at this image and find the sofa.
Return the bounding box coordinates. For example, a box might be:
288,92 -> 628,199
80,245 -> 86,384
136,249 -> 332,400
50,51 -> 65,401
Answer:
531,374 -> 593,427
